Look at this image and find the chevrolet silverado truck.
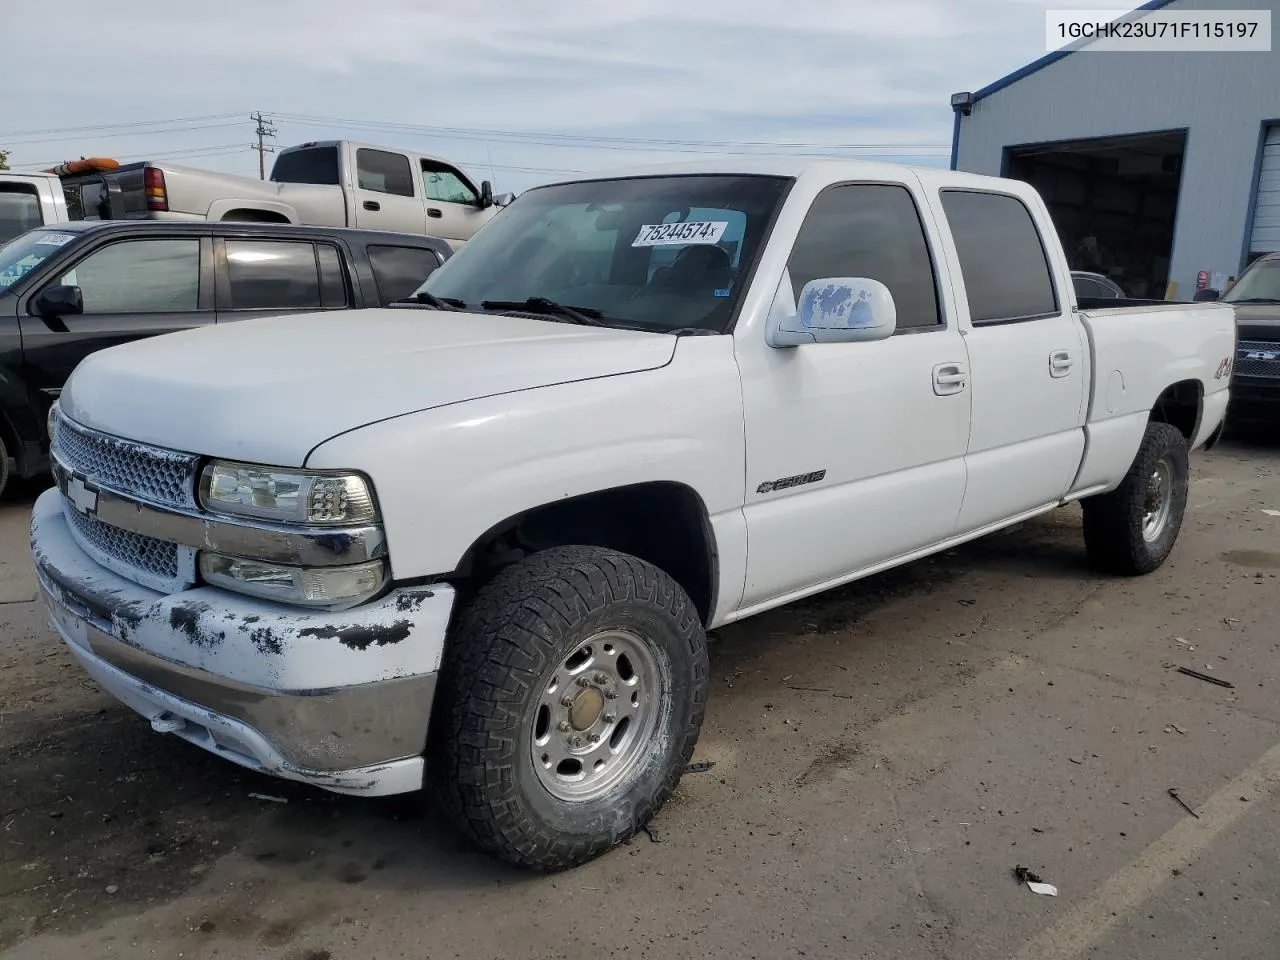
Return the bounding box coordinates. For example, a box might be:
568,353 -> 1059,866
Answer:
57,140 -> 508,249
0,220 -> 452,498
30,159 -> 1235,871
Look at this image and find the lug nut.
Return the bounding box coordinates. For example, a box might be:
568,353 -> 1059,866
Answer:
603,714 -> 617,724
557,721 -> 571,733
560,697 -> 575,708
593,673 -> 609,685
604,690 -> 618,700
569,736 -> 582,747
576,676 -> 591,687
587,733 -> 601,743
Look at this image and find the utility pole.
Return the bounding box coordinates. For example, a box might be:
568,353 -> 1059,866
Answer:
251,112 -> 277,180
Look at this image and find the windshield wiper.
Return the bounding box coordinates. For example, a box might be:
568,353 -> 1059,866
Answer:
394,291 -> 467,310
480,297 -> 606,326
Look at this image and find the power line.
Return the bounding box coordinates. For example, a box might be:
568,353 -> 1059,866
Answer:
272,111 -> 950,155
251,112 -> 277,180
0,113 -> 246,139
3,121 -> 247,147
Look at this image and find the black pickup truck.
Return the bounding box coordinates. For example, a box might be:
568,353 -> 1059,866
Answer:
0,220 -> 453,496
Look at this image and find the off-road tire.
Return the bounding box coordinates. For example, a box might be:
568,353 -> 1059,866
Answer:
1082,421 -> 1189,576
429,545 -> 709,871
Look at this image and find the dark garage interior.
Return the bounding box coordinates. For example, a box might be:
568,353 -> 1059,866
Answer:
1005,131 -> 1187,298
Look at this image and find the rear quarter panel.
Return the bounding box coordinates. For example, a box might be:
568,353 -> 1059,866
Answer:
1068,303 -> 1235,495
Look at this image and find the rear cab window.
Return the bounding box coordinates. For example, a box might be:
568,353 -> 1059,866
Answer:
939,190 -> 1059,324
271,147 -> 341,185
0,183 -> 44,246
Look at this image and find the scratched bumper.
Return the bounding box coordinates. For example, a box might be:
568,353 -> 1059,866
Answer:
30,488 -> 454,797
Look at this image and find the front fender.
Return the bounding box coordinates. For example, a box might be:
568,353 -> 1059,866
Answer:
304,337 -> 746,592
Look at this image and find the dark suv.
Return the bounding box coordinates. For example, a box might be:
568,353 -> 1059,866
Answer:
1222,252 -> 1280,423
0,220 -> 453,496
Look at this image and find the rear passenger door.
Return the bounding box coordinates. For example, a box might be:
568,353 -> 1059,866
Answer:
19,235 -> 213,398
366,244 -> 444,306
937,189 -> 1088,532
214,238 -> 350,322
352,149 -> 424,235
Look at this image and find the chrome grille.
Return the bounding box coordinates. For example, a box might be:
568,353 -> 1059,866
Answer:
64,505 -> 179,580
1236,341 -> 1280,379
51,411 -> 199,508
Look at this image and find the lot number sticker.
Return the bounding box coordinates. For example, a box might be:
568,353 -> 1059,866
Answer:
633,221 -> 728,247
34,233 -> 76,247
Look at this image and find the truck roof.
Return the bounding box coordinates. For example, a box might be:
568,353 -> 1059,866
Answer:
540,156 -> 1014,189
22,218 -> 454,249
277,139 -> 471,170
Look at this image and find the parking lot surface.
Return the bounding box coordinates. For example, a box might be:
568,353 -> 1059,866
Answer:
2,432 -> 1279,960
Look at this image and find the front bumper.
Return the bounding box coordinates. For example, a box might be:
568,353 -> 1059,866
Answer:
30,488 -> 454,796
1228,376 -> 1280,419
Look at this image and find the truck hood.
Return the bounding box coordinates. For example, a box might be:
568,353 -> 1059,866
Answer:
60,309 -> 677,467
1231,302 -> 1280,341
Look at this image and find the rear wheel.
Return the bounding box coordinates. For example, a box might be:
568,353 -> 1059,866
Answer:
429,545 -> 709,871
1082,421 -> 1189,575
0,434 -> 9,500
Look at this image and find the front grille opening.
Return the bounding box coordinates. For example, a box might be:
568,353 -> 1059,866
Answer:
65,507 -> 179,580
52,414 -> 198,508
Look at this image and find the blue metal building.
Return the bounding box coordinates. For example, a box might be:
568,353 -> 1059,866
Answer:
951,0 -> 1280,299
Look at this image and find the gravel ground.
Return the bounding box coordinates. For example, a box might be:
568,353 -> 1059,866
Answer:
2,430 -> 1278,960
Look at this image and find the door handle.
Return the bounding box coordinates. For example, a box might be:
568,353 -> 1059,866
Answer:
427,208 -> 443,219
363,200 -> 380,211
1050,350 -> 1074,377
932,362 -> 968,396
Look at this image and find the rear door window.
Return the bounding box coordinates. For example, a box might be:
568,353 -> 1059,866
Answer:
368,245 -> 443,305
56,238 -> 201,313
224,239 -> 323,310
356,149 -> 415,198
271,147 -> 341,185
940,190 -> 1059,323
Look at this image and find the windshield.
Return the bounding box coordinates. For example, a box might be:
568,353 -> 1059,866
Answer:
1224,258 -> 1280,302
0,228 -> 76,293
417,174 -> 792,333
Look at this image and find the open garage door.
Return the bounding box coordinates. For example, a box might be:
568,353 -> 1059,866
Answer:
1005,131 -> 1186,299
1248,124 -> 1280,258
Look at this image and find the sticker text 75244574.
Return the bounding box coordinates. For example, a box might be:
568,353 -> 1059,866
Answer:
632,221 -> 729,247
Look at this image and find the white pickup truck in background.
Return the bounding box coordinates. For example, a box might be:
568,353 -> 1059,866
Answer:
30,158 -> 1235,872
56,140 -> 507,248
0,172 -> 71,245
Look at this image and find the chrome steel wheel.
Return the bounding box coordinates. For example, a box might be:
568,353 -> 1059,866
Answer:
1142,456 -> 1174,542
530,628 -> 664,802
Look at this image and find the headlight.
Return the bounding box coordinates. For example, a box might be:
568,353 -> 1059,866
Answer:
199,461 -> 377,525
47,400 -> 60,442
199,553 -> 386,609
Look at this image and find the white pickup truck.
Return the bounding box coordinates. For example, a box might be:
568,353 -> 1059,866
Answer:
0,172 -> 71,244
30,159 -> 1235,872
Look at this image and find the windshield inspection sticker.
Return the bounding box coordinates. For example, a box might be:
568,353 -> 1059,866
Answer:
34,233 -> 76,247
633,221 -> 729,247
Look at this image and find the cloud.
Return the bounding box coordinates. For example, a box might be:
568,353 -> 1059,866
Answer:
2,0 -> 1138,192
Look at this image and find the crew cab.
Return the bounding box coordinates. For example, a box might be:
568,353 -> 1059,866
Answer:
0,220 -> 451,496
57,140 -> 508,249
29,159 -> 1235,872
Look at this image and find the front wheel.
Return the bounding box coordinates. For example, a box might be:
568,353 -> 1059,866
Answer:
429,545 -> 709,871
1082,421 -> 1190,575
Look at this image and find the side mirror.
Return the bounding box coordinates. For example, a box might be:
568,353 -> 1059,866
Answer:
1193,288 -> 1220,302
767,275 -> 897,348
479,180 -> 494,209
493,192 -> 515,208
33,285 -> 84,319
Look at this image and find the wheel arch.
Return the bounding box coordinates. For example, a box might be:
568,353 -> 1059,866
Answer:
1148,378 -> 1203,442
449,481 -> 720,627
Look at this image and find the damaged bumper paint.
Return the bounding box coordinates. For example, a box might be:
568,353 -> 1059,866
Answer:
30,488 -> 453,797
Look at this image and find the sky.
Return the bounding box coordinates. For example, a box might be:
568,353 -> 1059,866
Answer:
3,0 -> 1127,194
